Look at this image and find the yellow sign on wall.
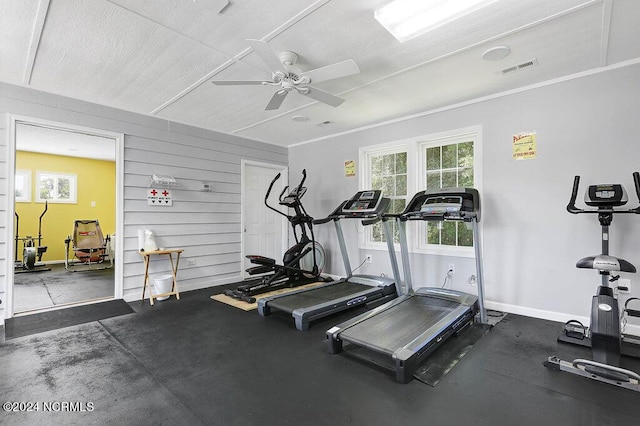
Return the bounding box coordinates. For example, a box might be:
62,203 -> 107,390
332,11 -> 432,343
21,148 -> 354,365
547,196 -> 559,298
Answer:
345,160 -> 356,177
512,132 -> 537,160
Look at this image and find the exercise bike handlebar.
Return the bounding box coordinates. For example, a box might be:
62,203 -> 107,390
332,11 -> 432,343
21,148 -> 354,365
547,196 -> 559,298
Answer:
567,172 -> 640,214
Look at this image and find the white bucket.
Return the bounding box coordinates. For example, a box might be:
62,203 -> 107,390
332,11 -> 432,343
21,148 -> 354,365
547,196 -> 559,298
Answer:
153,274 -> 173,301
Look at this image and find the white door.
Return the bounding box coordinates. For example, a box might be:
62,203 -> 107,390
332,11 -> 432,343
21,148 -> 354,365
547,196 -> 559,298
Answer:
241,162 -> 288,279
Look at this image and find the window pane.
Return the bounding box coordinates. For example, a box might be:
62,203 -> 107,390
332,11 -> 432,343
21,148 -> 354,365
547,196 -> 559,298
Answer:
371,155 -> 383,175
442,144 -> 457,169
382,176 -> 394,196
426,147 -> 440,170
392,198 -> 406,214
58,178 -> 71,199
40,176 -> 54,200
458,142 -> 473,168
442,170 -> 457,188
427,222 -> 439,244
441,221 -> 457,245
371,175 -> 382,191
382,154 -> 394,175
372,223 -> 383,242
458,167 -> 474,187
458,222 -> 473,246
426,171 -> 440,189
396,174 -> 407,196
395,152 -> 407,174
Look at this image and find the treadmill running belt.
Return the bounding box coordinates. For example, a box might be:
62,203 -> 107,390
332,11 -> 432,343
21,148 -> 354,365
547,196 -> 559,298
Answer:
340,296 -> 460,355
266,281 -> 371,313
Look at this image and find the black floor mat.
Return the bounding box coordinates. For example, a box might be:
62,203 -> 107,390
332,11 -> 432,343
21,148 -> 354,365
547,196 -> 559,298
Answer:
413,322 -> 493,386
4,299 -> 135,339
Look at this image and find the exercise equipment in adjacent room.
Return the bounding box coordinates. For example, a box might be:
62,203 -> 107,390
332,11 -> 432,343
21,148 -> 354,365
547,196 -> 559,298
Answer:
545,173 -> 640,392
257,190 -> 397,331
65,219 -> 113,271
225,169 -> 330,303
14,201 -> 51,273
326,187 -> 487,383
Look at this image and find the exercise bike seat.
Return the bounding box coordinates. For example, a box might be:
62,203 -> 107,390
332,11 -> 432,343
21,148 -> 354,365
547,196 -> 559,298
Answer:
576,254 -> 636,273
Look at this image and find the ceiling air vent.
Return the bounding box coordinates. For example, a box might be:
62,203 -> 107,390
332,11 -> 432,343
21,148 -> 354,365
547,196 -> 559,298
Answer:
501,58 -> 538,75
316,120 -> 332,127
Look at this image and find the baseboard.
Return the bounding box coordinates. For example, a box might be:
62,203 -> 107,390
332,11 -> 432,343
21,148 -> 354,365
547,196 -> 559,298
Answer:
485,300 -> 640,336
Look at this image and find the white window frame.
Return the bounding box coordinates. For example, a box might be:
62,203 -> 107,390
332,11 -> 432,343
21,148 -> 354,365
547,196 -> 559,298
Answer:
415,128 -> 482,258
15,169 -> 31,202
359,126 -> 482,257
359,142 -> 413,250
36,171 -> 78,204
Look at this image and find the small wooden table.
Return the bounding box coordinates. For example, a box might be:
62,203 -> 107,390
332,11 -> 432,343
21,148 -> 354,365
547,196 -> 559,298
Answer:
138,249 -> 184,305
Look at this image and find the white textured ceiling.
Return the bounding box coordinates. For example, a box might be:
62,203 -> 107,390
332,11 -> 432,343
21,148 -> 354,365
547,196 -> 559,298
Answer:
1,0 -> 639,147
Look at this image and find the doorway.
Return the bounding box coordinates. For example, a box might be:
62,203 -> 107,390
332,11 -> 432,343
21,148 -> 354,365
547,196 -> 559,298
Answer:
7,117 -> 124,317
241,161 -> 288,280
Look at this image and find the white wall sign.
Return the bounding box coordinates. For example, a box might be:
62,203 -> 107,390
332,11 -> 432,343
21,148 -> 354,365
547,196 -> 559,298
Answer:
147,188 -> 172,206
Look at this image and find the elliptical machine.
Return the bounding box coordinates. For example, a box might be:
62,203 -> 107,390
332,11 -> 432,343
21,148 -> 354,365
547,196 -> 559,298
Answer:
545,173 -> 640,391
14,201 -> 51,273
225,169 -> 330,303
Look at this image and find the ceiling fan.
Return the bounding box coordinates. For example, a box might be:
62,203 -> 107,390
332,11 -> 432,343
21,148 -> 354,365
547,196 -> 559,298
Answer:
212,39 -> 360,110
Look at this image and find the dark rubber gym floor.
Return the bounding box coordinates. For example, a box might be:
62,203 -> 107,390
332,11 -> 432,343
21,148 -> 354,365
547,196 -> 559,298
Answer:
2,285 -> 639,425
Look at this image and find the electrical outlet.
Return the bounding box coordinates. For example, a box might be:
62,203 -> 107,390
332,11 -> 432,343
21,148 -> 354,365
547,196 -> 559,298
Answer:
365,255 -> 372,264
468,275 -> 477,287
187,258 -> 196,266
448,263 -> 455,275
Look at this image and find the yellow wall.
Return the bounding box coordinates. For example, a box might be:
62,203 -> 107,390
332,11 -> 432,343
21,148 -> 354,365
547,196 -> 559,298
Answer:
15,151 -> 115,262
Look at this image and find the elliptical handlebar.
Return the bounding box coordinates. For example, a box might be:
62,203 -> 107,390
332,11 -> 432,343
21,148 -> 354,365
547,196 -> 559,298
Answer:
567,172 -> 640,215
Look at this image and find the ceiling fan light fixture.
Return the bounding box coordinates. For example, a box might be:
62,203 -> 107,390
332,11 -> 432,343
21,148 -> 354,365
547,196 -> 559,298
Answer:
375,0 -> 498,43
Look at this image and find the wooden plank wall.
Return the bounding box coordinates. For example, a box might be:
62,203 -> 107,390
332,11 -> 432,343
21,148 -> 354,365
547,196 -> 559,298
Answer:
0,83 -> 287,319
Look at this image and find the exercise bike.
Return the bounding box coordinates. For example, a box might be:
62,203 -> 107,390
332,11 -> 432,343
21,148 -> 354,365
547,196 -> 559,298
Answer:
545,173 -> 640,392
14,201 -> 51,273
225,169 -> 330,303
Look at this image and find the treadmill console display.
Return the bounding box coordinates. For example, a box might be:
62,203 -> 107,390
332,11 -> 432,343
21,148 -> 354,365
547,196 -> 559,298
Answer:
404,188 -> 480,222
420,196 -> 463,214
341,190 -> 383,214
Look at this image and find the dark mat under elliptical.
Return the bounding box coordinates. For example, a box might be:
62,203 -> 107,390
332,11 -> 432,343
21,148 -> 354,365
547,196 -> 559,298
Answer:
4,299 -> 135,339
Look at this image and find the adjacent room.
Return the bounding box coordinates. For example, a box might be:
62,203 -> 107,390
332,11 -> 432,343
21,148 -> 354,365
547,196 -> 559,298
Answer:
1,0 -> 639,425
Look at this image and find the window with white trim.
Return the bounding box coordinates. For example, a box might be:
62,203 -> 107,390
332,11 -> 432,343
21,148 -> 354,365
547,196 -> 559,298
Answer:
420,136 -> 475,253
360,127 -> 480,255
15,169 -> 31,202
36,171 -> 77,203
362,146 -> 408,244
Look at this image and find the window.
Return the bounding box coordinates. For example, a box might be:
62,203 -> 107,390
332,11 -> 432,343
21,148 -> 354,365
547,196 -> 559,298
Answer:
15,169 -> 31,202
360,127 -> 481,256
36,171 -> 77,203
362,146 -> 408,244
421,137 -> 475,251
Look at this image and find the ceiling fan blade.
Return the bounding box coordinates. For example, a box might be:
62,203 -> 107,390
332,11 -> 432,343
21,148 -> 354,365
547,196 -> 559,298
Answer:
265,90 -> 288,110
211,80 -> 266,86
247,39 -> 285,74
299,59 -> 360,84
301,86 -> 345,107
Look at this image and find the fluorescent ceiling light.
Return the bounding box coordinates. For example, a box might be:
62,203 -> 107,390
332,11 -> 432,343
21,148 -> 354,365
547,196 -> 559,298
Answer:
375,0 -> 498,43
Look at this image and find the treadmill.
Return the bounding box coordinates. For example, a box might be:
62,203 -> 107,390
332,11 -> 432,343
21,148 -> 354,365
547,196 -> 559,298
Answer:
257,190 -> 398,331
326,188 -> 487,383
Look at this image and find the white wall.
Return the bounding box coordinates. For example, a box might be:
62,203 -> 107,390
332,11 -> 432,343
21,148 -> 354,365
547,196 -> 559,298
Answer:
290,61 -> 640,329
0,82 -> 287,322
